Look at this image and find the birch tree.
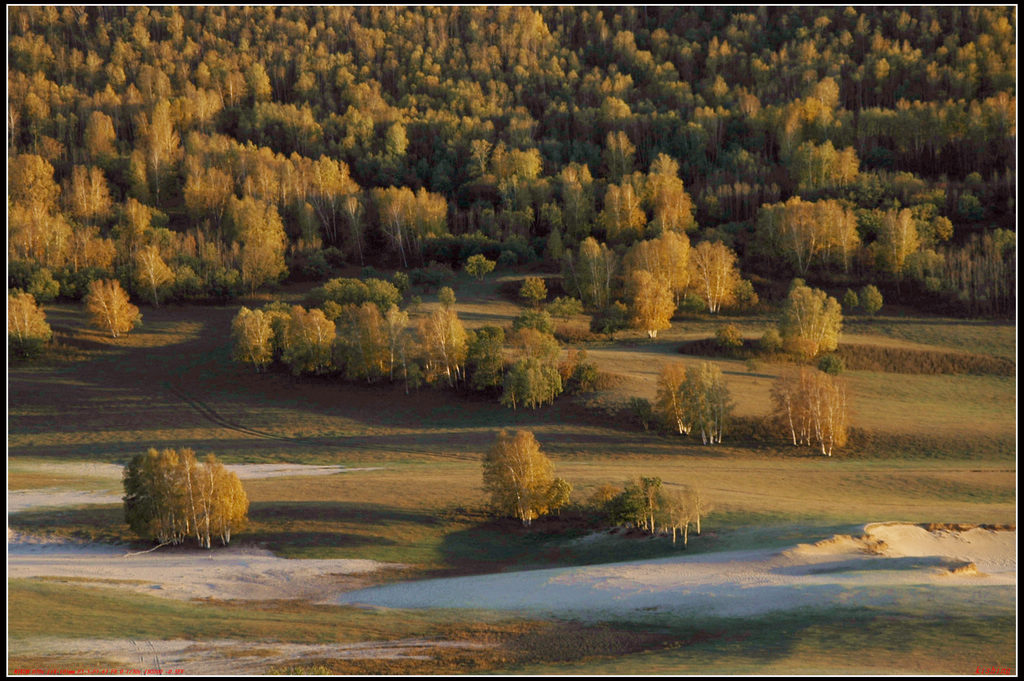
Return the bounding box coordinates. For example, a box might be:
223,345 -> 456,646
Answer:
85,279 -> 141,338
9,290 -> 52,358
690,240 -> 740,313
778,280 -> 843,359
231,306 -> 274,373
482,430 -> 569,526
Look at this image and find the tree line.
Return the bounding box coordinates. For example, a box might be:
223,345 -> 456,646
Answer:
7,6 -> 1015,318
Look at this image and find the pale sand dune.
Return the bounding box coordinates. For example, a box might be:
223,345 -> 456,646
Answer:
8,523 -> 1014,613
334,524 -> 1016,618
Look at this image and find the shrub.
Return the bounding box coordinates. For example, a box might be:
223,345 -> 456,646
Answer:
859,284 -> 884,315
629,397 -> 654,431
513,309 -> 555,335
817,353 -> 845,375
715,324 -> 743,349
559,348 -> 599,394
760,328 -> 783,354
842,288 -> 860,313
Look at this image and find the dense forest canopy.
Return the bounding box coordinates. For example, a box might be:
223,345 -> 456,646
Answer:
7,6 -> 1016,314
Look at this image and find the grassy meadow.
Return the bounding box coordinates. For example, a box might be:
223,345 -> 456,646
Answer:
7,276 -> 1017,674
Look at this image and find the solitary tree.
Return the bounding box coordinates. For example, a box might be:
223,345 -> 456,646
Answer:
8,290 -> 52,358
482,430 -> 570,526
85,279 -> 141,338
465,253 -> 496,280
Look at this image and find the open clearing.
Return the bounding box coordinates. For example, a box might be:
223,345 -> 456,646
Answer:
7,278 -> 1017,674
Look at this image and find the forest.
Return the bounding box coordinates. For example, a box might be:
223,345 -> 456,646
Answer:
7,6 -> 1016,322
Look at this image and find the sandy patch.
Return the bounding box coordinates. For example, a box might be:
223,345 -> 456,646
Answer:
11,637 -> 492,675
334,523 -> 1016,618
8,463 -> 380,512
8,531 -> 397,602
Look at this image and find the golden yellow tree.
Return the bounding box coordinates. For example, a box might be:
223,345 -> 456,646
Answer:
482,430 -> 570,526
628,270 -> 675,338
231,306 -> 274,373
778,280 -> 843,359
8,290 -> 52,357
690,240 -> 740,313
85,279 -> 141,338
134,244 -> 174,306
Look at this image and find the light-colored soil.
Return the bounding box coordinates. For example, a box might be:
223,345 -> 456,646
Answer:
7,530 -> 396,602
334,523 -> 1016,618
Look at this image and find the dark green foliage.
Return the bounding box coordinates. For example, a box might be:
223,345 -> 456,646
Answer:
465,326 -> 506,391
859,285 -> 884,315
590,301 -> 630,339
629,397 -> 655,431
817,354 -> 845,375
559,348 -> 600,394
512,309 -> 555,335
308,277 -> 400,311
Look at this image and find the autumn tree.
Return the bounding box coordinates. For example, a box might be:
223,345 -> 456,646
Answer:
482,429 -> 571,526
465,253 -> 496,280
418,301 -> 468,387
623,231 -> 691,305
645,153 -> 696,234
231,306 -> 274,373
281,305 -> 336,375
134,244 -> 174,306
8,290 -> 52,358
123,448 -> 249,548
876,207 -> 920,286
85,279 -> 141,338
689,240 -> 741,313
654,363 -> 690,435
226,196 -> 287,294
501,327 -> 563,410
519,276 -> 548,307
771,367 -> 850,456
778,280 -> 843,359
563,237 -> 617,310
627,269 -> 675,338
600,180 -> 646,243
680,362 -> 732,445
859,284 -> 884,315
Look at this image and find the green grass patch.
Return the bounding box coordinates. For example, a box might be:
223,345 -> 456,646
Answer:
507,606 -> 1017,675
6,579 -> 504,644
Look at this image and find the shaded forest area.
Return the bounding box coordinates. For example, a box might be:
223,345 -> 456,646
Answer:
7,6 -> 1016,315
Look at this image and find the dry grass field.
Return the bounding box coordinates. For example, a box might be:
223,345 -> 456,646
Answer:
7,275 -> 1017,674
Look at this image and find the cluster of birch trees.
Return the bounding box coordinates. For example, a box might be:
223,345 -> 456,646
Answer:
654,362 -> 733,445
122,448 -> 249,548
770,368 -> 850,457
596,476 -> 710,546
